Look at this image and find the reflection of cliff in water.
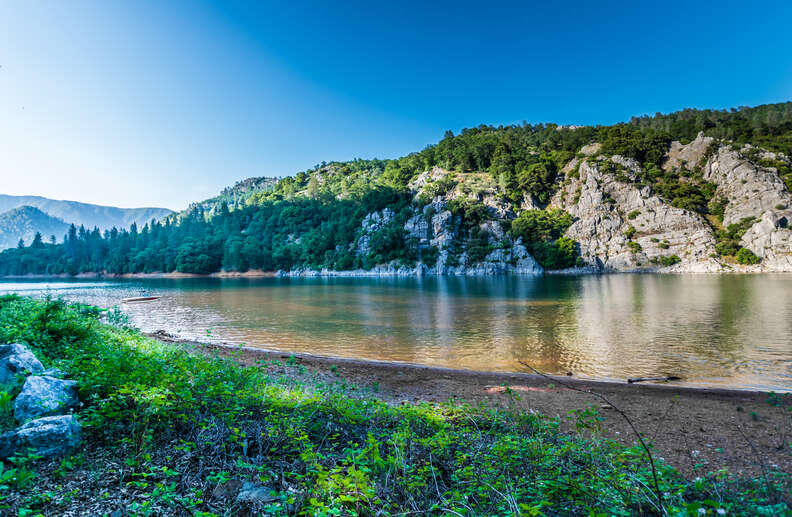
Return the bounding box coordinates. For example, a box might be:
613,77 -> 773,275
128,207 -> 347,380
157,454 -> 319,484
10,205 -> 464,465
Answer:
0,275 -> 789,391
571,275 -> 792,388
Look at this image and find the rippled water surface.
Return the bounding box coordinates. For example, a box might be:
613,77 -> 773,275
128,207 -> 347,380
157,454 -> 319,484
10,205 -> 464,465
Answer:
1,275 -> 790,391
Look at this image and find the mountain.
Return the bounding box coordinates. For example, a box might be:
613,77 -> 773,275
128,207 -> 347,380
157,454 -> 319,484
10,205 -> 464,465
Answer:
1,101 -> 792,276
0,195 -> 173,232
0,206 -> 71,250
172,176 -> 279,221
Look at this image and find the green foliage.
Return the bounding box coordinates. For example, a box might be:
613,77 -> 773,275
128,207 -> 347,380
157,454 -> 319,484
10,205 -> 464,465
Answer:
658,255 -> 681,267
653,176 -> 717,214
0,390 -> 14,432
627,241 -> 642,254
715,217 -> 756,257
510,210 -> 579,269
736,247 -> 761,265
630,102 -> 792,156
0,296 -> 787,515
0,187 -> 413,275
511,209 -> 573,243
466,227 -> 493,263
627,210 -> 640,220
531,237 -> 581,269
446,198 -> 490,229
598,124 -> 672,167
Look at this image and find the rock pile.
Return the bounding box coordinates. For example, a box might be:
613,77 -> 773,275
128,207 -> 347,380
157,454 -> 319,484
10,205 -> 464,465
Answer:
0,343 -> 81,458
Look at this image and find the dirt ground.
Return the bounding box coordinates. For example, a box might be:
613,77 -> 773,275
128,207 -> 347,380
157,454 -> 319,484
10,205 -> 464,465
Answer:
153,335 -> 792,479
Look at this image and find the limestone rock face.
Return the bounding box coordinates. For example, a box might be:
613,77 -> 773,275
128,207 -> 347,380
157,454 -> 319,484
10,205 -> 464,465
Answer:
0,343 -> 44,384
0,415 -> 81,459
551,157 -> 720,272
664,132 -> 716,173
356,208 -> 395,257
280,135 -> 792,275
700,140 -> 792,270
14,375 -> 79,423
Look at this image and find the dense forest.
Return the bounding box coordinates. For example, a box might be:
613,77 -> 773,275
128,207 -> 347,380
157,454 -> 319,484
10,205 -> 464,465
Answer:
1,102 -> 791,276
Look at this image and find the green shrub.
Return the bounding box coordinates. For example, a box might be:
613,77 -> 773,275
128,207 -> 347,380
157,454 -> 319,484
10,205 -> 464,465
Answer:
0,296 -> 787,515
715,217 -> 756,257
658,255 -> 681,267
420,246 -> 439,268
510,210 -> 581,269
627,210 -> 640,220
736,247 -> 761,265
511,209 -> 573,243
531,237 -> 580,269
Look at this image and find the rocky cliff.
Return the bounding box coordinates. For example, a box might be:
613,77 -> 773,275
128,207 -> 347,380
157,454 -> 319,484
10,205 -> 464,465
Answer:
550,154 -> 721,272
282,133 -> 792,276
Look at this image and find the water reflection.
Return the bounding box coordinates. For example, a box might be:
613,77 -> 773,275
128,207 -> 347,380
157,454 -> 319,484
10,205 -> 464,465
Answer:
0,275 -> 789,391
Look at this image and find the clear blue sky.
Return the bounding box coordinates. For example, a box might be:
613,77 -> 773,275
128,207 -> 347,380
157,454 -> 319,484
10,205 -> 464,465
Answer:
1,0 -> 791,210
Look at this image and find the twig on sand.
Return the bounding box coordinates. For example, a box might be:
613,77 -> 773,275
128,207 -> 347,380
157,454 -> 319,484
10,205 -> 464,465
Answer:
628,376 -> 681,384
518,360 -> 666,515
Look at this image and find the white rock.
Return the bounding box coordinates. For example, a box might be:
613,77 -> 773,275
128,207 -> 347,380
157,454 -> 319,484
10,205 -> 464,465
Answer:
14,375 -> 79,423
0,415 -> 81,459
0,343 -> 44,385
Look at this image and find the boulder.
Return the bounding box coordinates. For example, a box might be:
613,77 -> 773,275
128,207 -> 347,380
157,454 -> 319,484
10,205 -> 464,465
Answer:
14,375 -> 79,423
236,481 -> 279,504
0,343 -> 44,384
0,415 -> 81,458
40,367 -> 65,378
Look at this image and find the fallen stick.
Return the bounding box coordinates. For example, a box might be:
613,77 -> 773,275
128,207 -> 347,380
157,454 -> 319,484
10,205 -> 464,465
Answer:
627,376 -> 682,384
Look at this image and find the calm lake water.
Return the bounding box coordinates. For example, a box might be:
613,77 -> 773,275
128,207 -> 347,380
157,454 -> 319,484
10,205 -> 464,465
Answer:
1,275 -> 790,391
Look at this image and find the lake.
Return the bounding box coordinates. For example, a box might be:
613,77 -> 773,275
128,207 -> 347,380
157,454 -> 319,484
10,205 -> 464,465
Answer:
1,275 -> 790,391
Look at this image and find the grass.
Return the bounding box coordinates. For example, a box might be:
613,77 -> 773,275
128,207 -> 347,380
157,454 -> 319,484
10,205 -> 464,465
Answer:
0,295 -> 789,516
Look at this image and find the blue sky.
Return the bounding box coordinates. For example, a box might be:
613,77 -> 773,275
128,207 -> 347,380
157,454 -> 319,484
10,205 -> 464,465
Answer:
1,0 -> 791,210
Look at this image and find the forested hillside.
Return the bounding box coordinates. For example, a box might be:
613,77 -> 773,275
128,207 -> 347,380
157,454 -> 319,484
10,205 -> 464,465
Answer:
0,206 -> 70,250
1,102 -> 791,276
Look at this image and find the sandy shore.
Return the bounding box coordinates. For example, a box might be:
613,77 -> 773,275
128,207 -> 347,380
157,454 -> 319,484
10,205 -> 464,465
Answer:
150,334 -> 791,479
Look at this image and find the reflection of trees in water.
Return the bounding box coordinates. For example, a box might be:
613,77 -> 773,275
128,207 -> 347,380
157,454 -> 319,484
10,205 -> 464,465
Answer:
12,276 -> 787,389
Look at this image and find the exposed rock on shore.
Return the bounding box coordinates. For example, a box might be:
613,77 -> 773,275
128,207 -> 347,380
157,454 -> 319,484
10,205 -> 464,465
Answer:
0,343 -> 81,458
15,375 -> 79,423
0,343 -> 44,383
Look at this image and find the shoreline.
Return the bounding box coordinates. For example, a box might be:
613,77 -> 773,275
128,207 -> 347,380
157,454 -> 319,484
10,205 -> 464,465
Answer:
1,267 -> 791,280
153,334 -> 781,396
154,334 -> 792,478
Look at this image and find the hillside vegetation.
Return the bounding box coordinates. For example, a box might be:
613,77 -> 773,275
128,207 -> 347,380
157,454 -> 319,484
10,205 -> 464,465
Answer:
0,206 -> 70,250
1,296 -> 788,515
1,102 -> 791,275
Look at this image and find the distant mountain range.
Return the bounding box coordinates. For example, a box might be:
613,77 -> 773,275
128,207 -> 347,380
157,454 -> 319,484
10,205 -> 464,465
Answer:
0,195 -> 173,250
0,206 -> 71,249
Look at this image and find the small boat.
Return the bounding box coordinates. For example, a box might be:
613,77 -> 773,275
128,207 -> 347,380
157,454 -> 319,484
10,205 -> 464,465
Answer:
121,296 -> 161,303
